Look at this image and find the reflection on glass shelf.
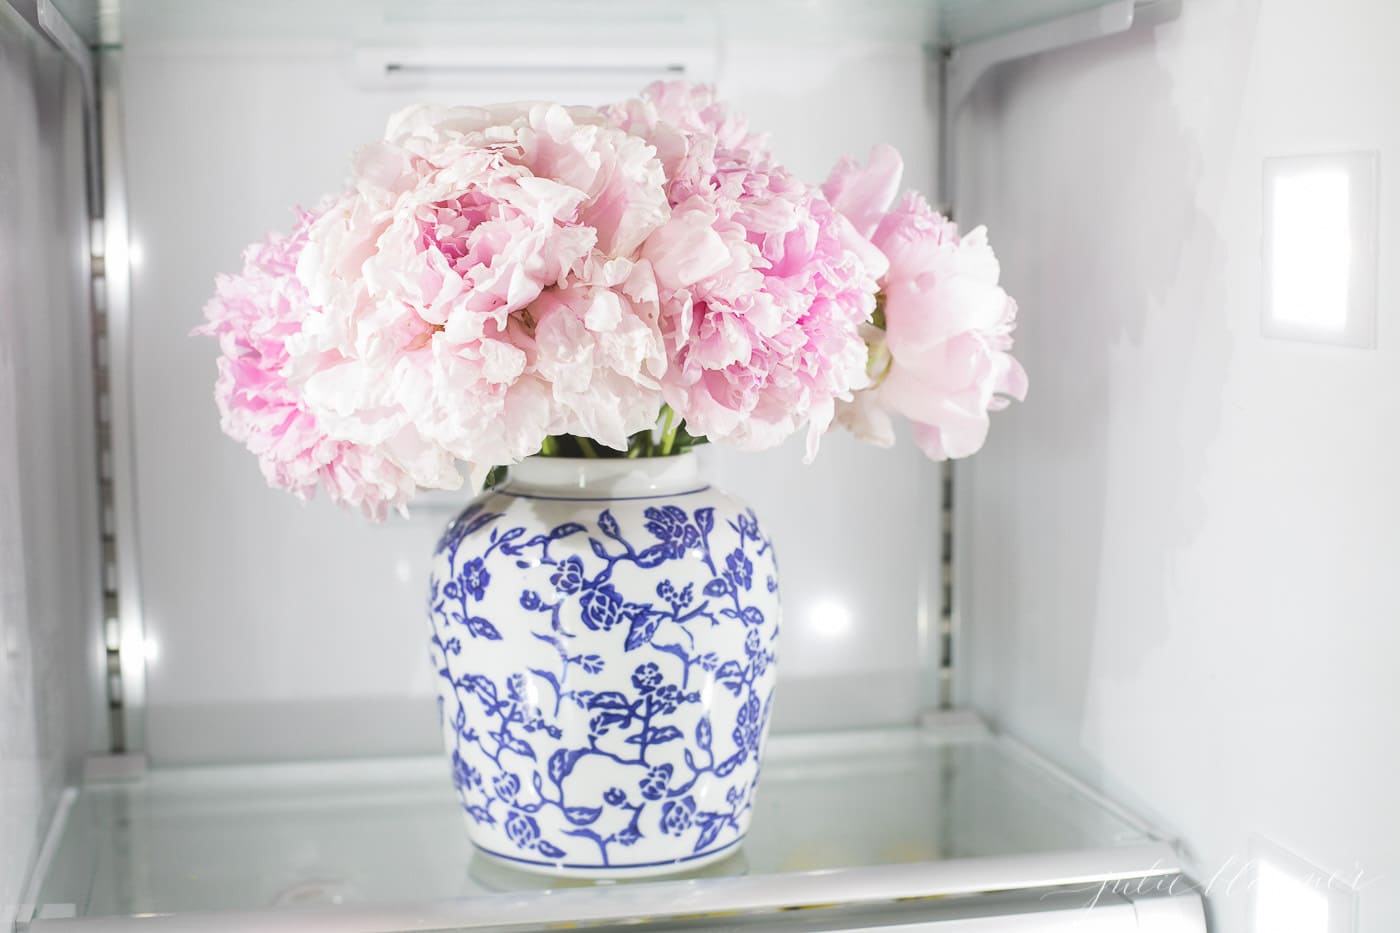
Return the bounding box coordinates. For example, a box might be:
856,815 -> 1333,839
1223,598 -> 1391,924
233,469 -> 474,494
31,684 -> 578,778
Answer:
33,716 -> 1163,924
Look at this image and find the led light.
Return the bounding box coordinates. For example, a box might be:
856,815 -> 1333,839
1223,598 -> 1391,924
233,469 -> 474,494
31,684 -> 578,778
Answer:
119,631 -> 159,668
126,236 -> 145,271
1269,169 -> 1351,331
808,600 -> 852,640
1262,152 -> 1379,348
1255,857 -> 1328,933
1250,836 -> 1359,933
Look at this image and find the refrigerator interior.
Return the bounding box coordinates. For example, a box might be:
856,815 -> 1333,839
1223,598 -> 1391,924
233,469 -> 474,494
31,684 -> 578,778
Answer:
2,0 -> 1394,930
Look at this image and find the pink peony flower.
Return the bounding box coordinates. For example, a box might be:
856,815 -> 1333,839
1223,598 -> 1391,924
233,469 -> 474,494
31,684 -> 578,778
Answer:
824,144 -> 1027,460
605,81 -> 770,205
198,89 -> 1030,522
611,82 -> 883,459
531,256 -> 668,450
289,102 -> 672,467
195,208 -> 459,520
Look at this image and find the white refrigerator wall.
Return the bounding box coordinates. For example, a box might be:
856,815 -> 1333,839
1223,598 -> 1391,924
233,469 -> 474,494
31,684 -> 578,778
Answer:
0,5 -> 102,923
115,18 -> 941,764
958,1 -> 1399,931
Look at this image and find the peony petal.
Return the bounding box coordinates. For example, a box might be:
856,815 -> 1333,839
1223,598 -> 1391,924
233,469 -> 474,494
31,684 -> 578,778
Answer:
836,390 -> 897,448
821,143 -> 904,238
643,206 -> 733,289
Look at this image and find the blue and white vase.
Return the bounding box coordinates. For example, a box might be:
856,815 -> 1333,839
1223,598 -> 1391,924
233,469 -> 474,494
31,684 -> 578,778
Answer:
428,455 -> 781,877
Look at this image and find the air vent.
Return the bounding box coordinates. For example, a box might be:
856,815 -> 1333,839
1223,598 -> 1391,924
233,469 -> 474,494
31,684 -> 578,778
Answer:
353,45 -> 715,90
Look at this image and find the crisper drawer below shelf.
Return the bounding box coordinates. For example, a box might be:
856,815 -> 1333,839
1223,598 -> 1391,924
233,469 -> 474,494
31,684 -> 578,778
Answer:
21,713 -> 1204,932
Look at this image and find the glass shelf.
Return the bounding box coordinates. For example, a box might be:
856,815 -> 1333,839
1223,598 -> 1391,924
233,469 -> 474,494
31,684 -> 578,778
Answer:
27,714 -> 1181,931
84,0 -> 1138,49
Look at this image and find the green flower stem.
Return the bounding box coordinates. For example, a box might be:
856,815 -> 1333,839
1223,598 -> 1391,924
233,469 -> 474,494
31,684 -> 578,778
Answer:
534,417 -> 697,459
658,404 -> 680,456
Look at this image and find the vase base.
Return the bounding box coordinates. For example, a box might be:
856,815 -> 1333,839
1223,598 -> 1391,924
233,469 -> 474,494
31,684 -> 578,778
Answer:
468,839 -> 748,885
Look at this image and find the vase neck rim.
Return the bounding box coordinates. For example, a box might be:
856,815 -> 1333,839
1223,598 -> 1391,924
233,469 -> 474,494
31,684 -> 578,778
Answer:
505,455 -> 703,498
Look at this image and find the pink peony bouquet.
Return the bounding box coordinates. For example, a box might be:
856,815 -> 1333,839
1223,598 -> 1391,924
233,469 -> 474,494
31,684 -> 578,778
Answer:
196,82 -> 1026,520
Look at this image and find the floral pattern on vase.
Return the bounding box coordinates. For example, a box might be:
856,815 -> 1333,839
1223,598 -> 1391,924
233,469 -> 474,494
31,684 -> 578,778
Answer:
427,457 -> 780,877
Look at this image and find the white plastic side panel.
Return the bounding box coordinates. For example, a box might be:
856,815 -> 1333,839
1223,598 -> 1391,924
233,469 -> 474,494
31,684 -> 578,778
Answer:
958,0 -> 1400,931
117,30 -> 937,762
0,3 -> 102,923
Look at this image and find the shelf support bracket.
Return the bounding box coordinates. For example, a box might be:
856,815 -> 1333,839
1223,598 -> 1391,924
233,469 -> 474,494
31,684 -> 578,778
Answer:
939,0 -> 1181,210
34,0 -> 100,208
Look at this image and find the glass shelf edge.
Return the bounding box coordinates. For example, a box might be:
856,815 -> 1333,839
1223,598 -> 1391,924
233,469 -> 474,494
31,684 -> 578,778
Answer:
104,0 -> 1152,50
27,843 -> 1185,932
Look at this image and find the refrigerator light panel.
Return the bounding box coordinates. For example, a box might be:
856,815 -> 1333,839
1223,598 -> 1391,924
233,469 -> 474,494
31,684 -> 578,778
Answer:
1262,152 -> 1379,348
1254,857 -> 1329,933
1268,168 -> 1351,332
1250,836 -> 1358,933
808,599 -> 854,640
